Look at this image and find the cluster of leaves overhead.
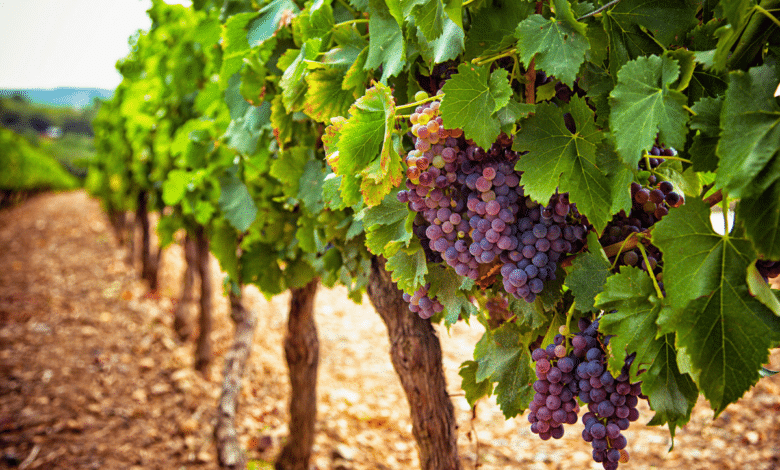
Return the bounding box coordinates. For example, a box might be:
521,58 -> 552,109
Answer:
90,0 -> 374,300
92,0 -> 780,448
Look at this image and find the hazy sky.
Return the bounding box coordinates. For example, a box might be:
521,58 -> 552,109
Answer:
0,0 -> 155,89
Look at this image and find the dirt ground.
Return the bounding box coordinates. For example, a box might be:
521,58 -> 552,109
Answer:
1,190 -> 780,470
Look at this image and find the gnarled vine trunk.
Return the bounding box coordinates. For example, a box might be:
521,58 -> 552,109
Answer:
367,256 -> 462,470
136,190 -> 158,290
275,278 -> 319,470
194,226 -> 213,373
173,233 -> 197,341
215,290 -> 257,469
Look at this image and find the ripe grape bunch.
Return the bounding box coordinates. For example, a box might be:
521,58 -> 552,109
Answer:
397,91 -> 589,316
530,318 -> 644,470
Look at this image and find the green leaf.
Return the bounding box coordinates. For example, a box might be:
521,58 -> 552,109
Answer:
219,174 -> 258,232
439,64 -> 511,150
304,68 -> 357,122
513,97 -> 615,233
343,47 -> 370,91
564,232 -> 611,313
428,266 -> 478,325
220,12 -> 256,88
716,64 -> 780,199
363,191 -> 414,257
210,221 -> 239,281
747,260 -> 780,317
606,0 -> 698,47
602,12 -> 663,85
365,0 -> 405,82
595,267 -> 697,436
270,94 -> 294,146
413,0 -> 445,41
298,159 -> 325,214
242,242 -> 284,295
654,198 -> 780,414
280,40 -> 322,112
270,146 -> 309,195
687,96 -> 722,172
459,360 -> 494,407
162,169 -> 191,206
737,154 -> 780,258
416,14 -> 465,64
463,0 -> 534,60
247,0 -> 300,46
385,247 -> 428,295
609,55 -> 689,167
224,102 -> 271,155
474,323 -> 534,418
515,13 -> 589,87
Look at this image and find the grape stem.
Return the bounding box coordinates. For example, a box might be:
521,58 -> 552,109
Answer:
637,243 -> 664,298
609,232 -> 640,270
396,94 -> 442,111
333,18 -> 369,28
471,48 -> 518,67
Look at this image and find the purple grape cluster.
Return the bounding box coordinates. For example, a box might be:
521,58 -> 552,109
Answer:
573,318 -> 640,469
600,143 -> 685,287
499,193 -> 587,302
756,260 -> 780,282
401,284 -> 443,319
528,334 -> 580,440
529,318 -> 644,469
397,99 -> 589,315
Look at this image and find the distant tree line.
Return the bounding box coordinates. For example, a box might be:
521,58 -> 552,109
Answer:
0,95 -> 98,137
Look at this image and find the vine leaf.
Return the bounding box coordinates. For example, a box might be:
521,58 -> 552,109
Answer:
385,246 -> 427,295
219,174 -> 258,232
439,64 -> 511,150
654,198 -> 780,414
564,232 -> 611,313
324,83 -> 400,206
595,267 -> 697,439
247,0 -> 300,46
362,191 -> 414,258
514,8 -> 589,87
609,55 -> 689,168
607,0 -> 698,47
716,64 -> 780,199
687,96 -> 722,173
473,322 -> 534,418
459,360 -> 494,407
513,97 -> 616,233
365,0 -> 405,82
304,68 -> 358,123
428,266 -> 478,325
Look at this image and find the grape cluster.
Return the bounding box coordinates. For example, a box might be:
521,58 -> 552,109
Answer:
401,284 -> 443,320
600,143 -> 685,284
398,94 -> 589,315
756,260 -> 780,282
528,334 -> 580,440
529,318 -> 644,469
574,318 -> 640,470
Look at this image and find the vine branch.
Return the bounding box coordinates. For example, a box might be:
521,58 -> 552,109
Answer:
577,0 -> 624,21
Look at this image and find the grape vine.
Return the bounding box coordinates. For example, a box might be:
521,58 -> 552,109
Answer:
91,0 -> 780,467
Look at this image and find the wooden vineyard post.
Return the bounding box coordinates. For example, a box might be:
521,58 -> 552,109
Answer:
367,256 -> 463,470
